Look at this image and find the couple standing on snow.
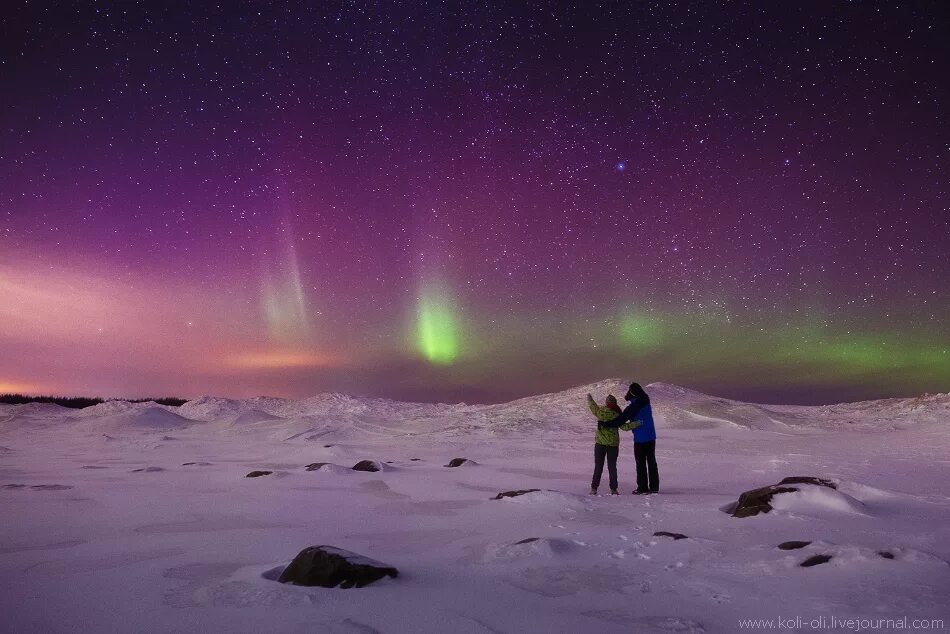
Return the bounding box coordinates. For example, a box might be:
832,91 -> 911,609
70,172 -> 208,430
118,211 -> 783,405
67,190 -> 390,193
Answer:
586,382 -> 659,496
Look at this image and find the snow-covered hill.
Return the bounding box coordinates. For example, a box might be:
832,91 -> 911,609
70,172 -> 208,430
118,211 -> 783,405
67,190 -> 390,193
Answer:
4,380 -> 946,437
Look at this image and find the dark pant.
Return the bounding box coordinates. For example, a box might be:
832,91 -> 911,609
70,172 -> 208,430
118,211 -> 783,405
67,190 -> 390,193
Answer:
634,440 -> 659,492
592,443 -> 619,490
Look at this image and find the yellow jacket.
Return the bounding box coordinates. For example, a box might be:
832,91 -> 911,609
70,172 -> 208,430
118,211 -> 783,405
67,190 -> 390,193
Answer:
587,394 -> 640,446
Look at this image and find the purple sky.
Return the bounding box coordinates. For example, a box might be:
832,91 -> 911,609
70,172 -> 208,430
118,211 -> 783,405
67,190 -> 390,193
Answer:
1,3 -> 948,404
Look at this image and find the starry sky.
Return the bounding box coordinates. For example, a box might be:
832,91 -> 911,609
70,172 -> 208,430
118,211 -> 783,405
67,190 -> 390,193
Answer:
1,2 -> 948,404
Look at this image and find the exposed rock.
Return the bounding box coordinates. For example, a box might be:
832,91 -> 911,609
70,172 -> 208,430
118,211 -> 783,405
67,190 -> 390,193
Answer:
323,444 -> 334,448
445,458 -> 474,467
246,470 -> 273,478
277,546 -> 398,588
731,476 -> 837,518
878,551 -> 895,560
654,531 -> 688,540
305,462 -> 330,471
2,483 -> 72,490
515,537 -> 539,544
778,541 -> 811,550
730,485 -> 795,517
800,554 -> 833,567
81,465 -> 108,469
131,467 -> 165,473
182,462 -> 212,466
410,458 -> 422,461
777,476 -> 836,489
352,460 -> 383,472
493,489 -> 541,500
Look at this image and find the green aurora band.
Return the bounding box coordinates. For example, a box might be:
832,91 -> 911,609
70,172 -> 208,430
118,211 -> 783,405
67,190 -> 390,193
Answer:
416,288 -> 460,364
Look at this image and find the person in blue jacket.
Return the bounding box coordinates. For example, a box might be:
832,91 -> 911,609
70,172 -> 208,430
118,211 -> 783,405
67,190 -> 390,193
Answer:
602,382 -> 659,494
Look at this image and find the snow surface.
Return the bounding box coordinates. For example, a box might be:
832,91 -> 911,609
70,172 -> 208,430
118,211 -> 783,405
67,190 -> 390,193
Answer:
1,380 -> 948,633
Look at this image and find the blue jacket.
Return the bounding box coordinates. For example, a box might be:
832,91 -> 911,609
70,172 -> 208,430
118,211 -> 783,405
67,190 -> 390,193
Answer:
604,396 -> 656,443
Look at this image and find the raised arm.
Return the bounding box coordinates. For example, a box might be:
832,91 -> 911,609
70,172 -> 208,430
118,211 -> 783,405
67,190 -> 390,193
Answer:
586,393 -> 617,421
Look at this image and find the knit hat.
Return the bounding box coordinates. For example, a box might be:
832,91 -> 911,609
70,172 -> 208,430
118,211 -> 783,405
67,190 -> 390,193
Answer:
605,394 -> 622,413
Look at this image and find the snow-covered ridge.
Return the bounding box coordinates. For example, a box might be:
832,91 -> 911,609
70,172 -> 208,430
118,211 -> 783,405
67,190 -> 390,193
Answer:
1,380 -> 946,435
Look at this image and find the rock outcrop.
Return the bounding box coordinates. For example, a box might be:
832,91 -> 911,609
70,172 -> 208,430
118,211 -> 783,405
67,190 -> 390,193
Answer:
352,460 -> 383,472
778,541 -> 811,550
493,489 -> 541,500
277,546 -> 398,588
800,554 -> 833,567
730,476 -> 837,518
654,531 -> 688,540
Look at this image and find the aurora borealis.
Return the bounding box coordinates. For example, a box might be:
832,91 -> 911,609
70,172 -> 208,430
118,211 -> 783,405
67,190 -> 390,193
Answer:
1,3 -> 947,404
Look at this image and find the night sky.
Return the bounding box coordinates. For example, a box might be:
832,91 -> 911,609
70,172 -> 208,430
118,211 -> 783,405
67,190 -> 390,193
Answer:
2,2 -> 948,404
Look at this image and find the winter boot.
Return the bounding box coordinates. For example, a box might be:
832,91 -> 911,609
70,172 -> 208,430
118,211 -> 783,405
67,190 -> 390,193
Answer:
610,489 -> 619,495
589,487 -> 598,495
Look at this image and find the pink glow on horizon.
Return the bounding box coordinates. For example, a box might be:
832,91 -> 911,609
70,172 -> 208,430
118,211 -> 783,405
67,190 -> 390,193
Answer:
0,257 -> 346,398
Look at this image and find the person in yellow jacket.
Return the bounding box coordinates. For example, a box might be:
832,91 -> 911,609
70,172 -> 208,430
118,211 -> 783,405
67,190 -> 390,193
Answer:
587,393 -> 640,495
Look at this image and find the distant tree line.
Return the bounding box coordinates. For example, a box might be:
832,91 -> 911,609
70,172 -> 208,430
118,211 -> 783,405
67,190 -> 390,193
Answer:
0,394 -> 188,408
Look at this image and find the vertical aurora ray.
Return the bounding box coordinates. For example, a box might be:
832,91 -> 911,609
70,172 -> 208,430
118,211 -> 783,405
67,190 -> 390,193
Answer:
415,285 -> 459,364
260,221 -> 312,344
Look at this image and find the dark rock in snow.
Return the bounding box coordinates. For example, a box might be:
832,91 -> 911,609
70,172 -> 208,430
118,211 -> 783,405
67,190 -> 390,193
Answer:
493,489 -> 541,500
305,463 -> 330,471
778,541 -> 812,550
878,551 -> 895,560
81,465 -> 108,469
654,531 -> 688,540
131,467 -> 165,473
730,476 -> 837,518
410,458 -> 422,461
246,470 -> 273,478
777,476 -> 836,489
2,484 -> 27,489
182,462 -> 212,466
445,458 -> 474,467
515,537 -> 539,544
730,485 -> 797,517
277,545 -> 398,588
323,444 -> 334,448
352,460 -> 382,472
800,554 -> 833,567
30,484 -> 73,490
